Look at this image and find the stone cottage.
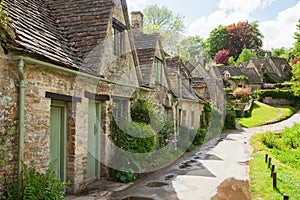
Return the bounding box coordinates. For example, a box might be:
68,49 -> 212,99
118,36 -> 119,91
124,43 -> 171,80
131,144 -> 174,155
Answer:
212,66 -> 263,91
243,52 -> 293,83
0,0 -> 144,194
166,56 -> 205,130
131,11 -> 174,121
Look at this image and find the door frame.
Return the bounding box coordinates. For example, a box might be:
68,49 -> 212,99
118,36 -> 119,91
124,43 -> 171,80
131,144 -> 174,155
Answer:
87,100 -> 101,184
50,100 -> 67,182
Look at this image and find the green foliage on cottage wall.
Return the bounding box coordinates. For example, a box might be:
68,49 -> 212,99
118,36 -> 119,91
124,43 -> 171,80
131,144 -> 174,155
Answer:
0,2 -> 12,51
263,73 -> 277,84
0,129 -> 12,166
231,75 -> 248,81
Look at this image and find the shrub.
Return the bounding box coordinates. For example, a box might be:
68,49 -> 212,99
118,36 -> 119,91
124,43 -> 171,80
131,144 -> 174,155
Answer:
260,123 -> 300,150
235,108 -> 243,118
130,99 -> 151,124
109,120 -> 156,182
224,107 -> 236,130
291,58 -> 300,66
2,162 -> 69,199
110,121 -> 156,154
157,117 -> 174,148
192,128 -> 206,146
214,49 -> 230,66
253,89 -> 297,103
232,88 -> 252,101
274,82 -> 293,89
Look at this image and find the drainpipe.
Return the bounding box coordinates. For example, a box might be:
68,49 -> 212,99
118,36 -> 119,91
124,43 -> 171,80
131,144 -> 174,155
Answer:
17,58 -> 26,192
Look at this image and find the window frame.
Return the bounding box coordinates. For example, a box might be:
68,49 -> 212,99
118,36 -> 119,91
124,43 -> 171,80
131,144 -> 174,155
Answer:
155,57 -> 163,84
112,18 -> 126,57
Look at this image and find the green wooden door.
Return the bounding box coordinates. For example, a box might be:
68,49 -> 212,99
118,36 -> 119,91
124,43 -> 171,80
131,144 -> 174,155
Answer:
50,101 -> 67,181
87,101 -> 101,184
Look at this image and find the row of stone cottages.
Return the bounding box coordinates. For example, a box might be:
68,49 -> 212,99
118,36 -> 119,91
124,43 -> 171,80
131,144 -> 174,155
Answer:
212,52 -> 292,92
0,0 -> 208,194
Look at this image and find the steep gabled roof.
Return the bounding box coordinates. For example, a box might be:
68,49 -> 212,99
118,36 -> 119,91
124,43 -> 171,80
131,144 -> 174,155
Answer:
249,58 -> 275,74
213,66 -> 243,77
270,57 -> 292,71
191,77 -> 207,88
182,82 -> 198,100
132,29 -> 161,86
6,0 -> 116,73
166,56 -> 191,79
240,68 -> 262,84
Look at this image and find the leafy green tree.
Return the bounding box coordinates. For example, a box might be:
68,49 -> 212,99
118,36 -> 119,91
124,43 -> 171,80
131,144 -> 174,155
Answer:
175,35 -> 207,61
205,22 -> 263,60
271,47 -> 294,63
292,61 -> 300,96
272,47 -> 287,57
143,4 -> 185,54
225,21 -> 263,59
293,19 -> 300,59
237,49 -> 257,63
228,56 -> 236,66
204,25 -> 227,58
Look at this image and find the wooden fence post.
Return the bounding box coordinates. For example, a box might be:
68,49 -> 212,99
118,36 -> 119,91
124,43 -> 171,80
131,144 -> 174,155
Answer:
272,172 -> 277,188
265,154 -> 268,163
268,157 -> 272,168
283,195 -> 289,200
271,165 -> 275,177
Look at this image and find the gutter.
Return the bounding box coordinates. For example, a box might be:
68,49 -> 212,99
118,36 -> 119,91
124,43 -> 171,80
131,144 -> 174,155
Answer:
17,58 -> 26,193
12,56 -> 151,91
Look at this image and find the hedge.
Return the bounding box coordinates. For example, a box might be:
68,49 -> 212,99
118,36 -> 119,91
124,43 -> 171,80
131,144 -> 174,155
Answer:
253,89 -> 297,102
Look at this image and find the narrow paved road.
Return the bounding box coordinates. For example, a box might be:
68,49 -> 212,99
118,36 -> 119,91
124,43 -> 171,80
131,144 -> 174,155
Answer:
112,110 -> 300,200
67,110 -> 300,200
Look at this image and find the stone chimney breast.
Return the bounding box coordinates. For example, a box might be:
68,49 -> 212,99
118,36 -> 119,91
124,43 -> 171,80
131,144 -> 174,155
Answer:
131,11 -> 143,31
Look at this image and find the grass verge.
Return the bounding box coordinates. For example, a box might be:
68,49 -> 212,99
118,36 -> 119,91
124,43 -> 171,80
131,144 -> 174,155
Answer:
250,131 -> 300,200
239,102 -> 297,128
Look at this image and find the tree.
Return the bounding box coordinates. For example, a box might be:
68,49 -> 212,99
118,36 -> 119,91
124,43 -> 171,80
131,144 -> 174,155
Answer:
292,20 -> 300,96
293,19 -> 300,59
205,21 -> 263,60
205,25 -> 227,58
143,4 -> 185,54
271,47 -> 294,63
225,21 -> 263,59
214,49 -> 230,66
237,49 -> 257,63
292,61 -> 300,96
175,35 -> 207,61
232,88 -> 252,101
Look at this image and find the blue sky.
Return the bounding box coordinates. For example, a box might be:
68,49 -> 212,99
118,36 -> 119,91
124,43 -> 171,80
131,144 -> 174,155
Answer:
127,0 -> 300,50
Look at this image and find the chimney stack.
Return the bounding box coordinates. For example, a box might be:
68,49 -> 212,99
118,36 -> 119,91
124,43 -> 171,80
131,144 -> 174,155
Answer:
265,51 -> 271,59
131,11 -> 143,31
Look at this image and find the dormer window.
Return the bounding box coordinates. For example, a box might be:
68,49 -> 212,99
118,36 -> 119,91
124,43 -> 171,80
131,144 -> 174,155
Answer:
113,18 -> 126,57
155,57 -> 163,84
224,71 -> 230,78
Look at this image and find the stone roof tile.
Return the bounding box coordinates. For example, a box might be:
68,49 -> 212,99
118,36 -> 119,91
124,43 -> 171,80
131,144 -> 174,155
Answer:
6,0 -> 115,73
